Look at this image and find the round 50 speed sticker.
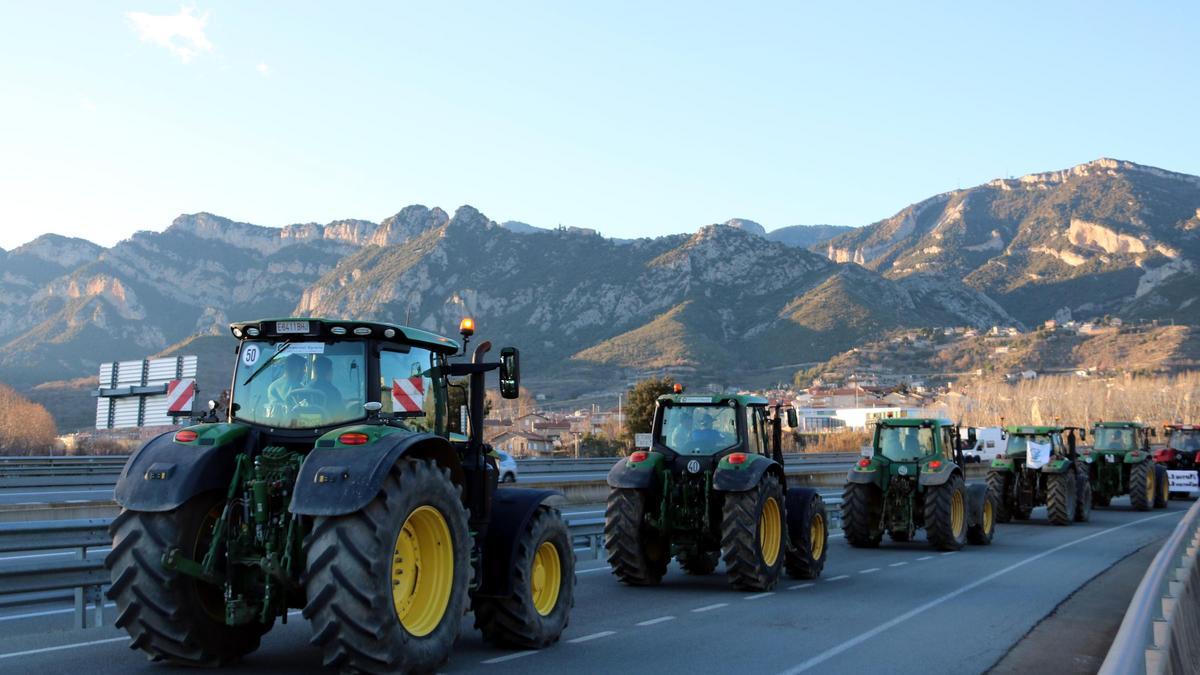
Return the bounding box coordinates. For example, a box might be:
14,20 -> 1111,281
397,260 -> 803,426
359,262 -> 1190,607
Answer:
241,344 -> 261,367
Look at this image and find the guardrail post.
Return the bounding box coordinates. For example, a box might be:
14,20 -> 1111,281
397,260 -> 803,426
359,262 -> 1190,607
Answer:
74,544 -> 87,629
592,532 -> 602,561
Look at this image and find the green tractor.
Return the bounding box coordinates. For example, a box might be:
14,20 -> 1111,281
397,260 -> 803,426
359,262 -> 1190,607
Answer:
843,418 -> 995,551
986,425 -> 1091,525
1082,421 -> 1170,511
106,318 -> 574,672
605,392 -> 828,591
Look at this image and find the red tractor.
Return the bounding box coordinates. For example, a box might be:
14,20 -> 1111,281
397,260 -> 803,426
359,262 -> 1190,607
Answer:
1154,424 -> 1200,499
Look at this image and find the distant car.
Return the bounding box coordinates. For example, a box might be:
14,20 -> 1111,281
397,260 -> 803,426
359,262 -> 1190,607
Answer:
496,450 -> 518,483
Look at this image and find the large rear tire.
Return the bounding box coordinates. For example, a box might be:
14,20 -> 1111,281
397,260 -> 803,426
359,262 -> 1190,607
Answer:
106,493 -> 270,666
604,488 -> 669,585
303,458 -> 470,674
473,506 -> 575,648
1046,469 -> 1076,526
924,474 -> 967,552
1154,465 -> 1169,509
721,474 -> 785,591
1074,462 -> 1092,522
841,482 -> 883,548
986,471 -> 1013,524
1129,461 -> 1154,512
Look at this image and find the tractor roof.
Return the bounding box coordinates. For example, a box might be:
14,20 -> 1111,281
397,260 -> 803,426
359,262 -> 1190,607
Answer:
1093,421 -> 1146,429
875,417 -> 954,428
1003,425 -> 1064,435
229,317 -> 461,354
656,393 -> 769,407
1165,424 -> 1200,431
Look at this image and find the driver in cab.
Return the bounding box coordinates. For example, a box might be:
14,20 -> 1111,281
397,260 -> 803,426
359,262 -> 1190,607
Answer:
267,355 -> 308,413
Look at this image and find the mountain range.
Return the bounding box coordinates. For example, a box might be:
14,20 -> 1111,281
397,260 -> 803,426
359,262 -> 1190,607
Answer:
3,157 -> 1198,430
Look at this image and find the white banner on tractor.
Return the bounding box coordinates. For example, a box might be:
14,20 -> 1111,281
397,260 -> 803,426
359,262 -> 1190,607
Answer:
1026,441 -> 1052,469
1167,470 -> 1199,494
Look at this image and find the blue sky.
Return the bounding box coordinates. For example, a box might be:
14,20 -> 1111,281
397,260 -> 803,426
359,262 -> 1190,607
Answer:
0,2 -> 1196,249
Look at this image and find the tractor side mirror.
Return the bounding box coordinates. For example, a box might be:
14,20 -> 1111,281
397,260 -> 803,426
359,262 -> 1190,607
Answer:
499,347 -> 520,399
786,409 -> 798,428
966,427 -> 978,447
1080,429 -> 1086,441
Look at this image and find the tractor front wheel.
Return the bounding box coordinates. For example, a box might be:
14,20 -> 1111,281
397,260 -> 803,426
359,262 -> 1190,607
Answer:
924,474 -> 968,551
106,493 -> 270,666
967,484 -> 995,545
1154,465 -> 1169,509
841,483 -> 883,548
986,471 -> 1013,524
303,457 -> 470,674
473,506 -> 575,648
604,488 -> 669,585
721,475 -> 786,591
1074,462 -> 1092,522
784,491 -> 827,580
1046,469 -> 1077,526
1129,461 -> 1155,512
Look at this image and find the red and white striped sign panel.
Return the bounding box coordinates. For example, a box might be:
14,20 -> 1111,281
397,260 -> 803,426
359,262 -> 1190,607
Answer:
391,377 -> 425,413
166,378 -> 196,413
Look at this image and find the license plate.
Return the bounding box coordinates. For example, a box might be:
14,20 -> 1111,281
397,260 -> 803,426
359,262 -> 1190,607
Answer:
276,320 -> 310,334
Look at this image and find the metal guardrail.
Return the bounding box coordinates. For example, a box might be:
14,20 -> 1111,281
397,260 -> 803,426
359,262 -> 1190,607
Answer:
1100,498 -> 1200,675
0,518 -> 111,628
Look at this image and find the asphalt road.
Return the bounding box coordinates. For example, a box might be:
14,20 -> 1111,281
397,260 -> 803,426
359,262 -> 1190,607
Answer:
0,497 -> 1184,675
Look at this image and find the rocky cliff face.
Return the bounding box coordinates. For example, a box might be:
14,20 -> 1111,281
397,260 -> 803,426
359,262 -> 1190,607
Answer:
821,158 -> 1200,325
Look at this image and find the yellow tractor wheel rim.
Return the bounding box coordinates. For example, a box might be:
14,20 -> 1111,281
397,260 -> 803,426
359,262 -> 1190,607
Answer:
1147,468 -> 1155,502
983,498 -> 994,534
759,497 -> 782,566
810,511 -> 825,561
530,541 -> 562,617
392,505 -> 454,637
951,490 -> 965,538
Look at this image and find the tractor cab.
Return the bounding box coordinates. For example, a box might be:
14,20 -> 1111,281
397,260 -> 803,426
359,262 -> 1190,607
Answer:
1087,421 -> 1153,458
1157,424 -> 1200,498
859,418 -> 965,475
996,425 -> 1085,469
649,392 -> 795,469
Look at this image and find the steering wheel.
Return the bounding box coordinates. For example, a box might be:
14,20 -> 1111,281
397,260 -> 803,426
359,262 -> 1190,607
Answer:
286,388 -> 328,414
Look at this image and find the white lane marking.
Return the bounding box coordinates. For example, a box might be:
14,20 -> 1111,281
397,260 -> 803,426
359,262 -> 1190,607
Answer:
576,567 -> 610,575
829,533 -> 845,539
916,556 -> 934,561
888,562 -> 908,568
0,637 -> 129,660
567,630 -> 616,644
789,583 -> 815,590
635,616 -> 675,626
0,603 -> 117,622
691,603 -> 728,613
0,490 -> 112,497
859,568 -> 880,574
482,650 -> 538,664
564,510 -> 604,517
825,575 -> 849,582
778,511 -> 1181,674
744,592 -> 774,600
941,551 -> 958,556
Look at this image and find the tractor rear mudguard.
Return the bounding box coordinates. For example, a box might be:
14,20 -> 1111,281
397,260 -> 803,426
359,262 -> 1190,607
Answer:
1038,459 -> 1073,474
1124,453 -> 1151,465
475,488 -> 563,597
966,483 -> 989,528
918,463 -> 959,487
846,467 -> 879,484
114,425 -> 248,512
290,431 -> 463,516
713,454 -> 783,492
606,452 -> 666,489
990,458 -> 1015,472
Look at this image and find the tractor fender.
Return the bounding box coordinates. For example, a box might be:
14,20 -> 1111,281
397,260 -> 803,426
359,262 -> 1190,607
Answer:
966,483 -> 989,528
846,467 -> 879,484
606,452 -> 666,489
1039,458 -> 1073,474
1123,452 -> 1151,465
290,430 -> 464,516
475,488 -> 563,597
114,425 -> 249,512
990,458 -> 1015,472
713,454 -> 783,492
918,463 -> 960,487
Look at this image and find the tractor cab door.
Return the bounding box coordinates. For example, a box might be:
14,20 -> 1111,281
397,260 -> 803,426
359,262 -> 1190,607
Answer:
745,406 -> 767,457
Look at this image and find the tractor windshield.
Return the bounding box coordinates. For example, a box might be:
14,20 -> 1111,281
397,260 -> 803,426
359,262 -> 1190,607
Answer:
1093,428 -> 1138,452
1168,429 -> 1200,451
658,405 -> 738,455
877,426 -> 935,461
1006,434 -> 1051,454
232,340 -> 368,429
